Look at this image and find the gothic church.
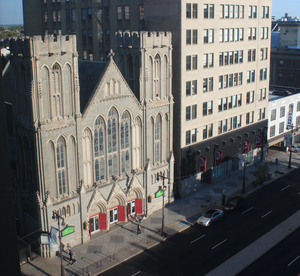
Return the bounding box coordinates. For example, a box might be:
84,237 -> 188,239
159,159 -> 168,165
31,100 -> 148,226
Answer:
8,32 -> 174,257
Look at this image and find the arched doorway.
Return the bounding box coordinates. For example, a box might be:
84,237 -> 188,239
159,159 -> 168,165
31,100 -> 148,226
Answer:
89,202 -> 107,234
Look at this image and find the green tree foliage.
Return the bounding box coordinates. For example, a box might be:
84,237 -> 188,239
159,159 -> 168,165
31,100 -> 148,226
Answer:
251,162 -> 270,185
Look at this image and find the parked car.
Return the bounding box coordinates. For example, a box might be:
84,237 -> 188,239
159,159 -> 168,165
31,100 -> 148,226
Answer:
290,144 -> 300,152
224,196 -> 247,212
272,90 -> 292,96
196,209 -> 224,226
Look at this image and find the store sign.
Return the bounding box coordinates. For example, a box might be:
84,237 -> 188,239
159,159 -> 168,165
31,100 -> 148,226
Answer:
155,189 -> 164,198
255,135 -> 262,148
61,226 -> 75,237
244,139 -> 250,154
216,150 -> 223,166
200,156 -> 207,172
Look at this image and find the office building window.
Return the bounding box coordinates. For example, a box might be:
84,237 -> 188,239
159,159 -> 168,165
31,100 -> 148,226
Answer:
186,56 -> 191,70
280,106 -> 285,118
279,122 -> 284,134
192,55 -> 198,70
193,3 -> 198,18
82,29 -> 86,42
72,9 -> 76,21
88,29 -> 92,42
117,6 -> 122,20
186,30 -> 191,45
87,8 -> 92,21
270,125 -> 275,137
52,11 -> 56,22
139,5 -> 144,20
124,6 -> 129,20
203,101 -> 213,116
81,8 -> 86,20
246,91 -> 254,104
193,29 -> 198,44
44,11 -> 48,22
271,109 -> 276,121
186,3 -> 191,18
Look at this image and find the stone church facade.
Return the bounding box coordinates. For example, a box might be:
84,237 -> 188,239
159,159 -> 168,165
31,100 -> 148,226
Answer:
9,32 -> 174,257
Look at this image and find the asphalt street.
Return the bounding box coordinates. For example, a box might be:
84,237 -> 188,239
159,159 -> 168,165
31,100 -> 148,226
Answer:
99,168 -> 300,276
237,227 -> 300,276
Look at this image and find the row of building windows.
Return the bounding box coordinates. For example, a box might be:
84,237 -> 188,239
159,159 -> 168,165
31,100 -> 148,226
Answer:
270,103 -> 299,122
270,116 -> 300,138
278,60 -> 297,68
187,4 -> 269,20
219,72 -> 243,89
218,115 -> 242,134
186,75 -> 267,96
278,72 -> 299,83
186,27 -> 269,46
218,93 -> 242,112
219,50 -> 243,66
44,5 -> 145,23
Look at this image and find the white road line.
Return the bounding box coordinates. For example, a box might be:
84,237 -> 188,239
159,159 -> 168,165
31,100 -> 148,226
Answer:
261,210 -> 272,218
281,185 -> 290,191
131,271 -> 141,276
242,207 -> 253,215
190,234 -> 205,244
288,256 -> 300,267
212,239 -> 227,250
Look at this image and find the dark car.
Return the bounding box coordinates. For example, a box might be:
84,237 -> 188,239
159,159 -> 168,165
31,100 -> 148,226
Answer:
272,90 -> 292,96
224,196 -> 247,212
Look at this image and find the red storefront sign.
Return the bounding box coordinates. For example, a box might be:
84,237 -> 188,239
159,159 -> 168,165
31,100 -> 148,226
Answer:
255,135 -> 262,148
200,156 -> 207,172
244,139 -> 250,154
216,150 -> 223,166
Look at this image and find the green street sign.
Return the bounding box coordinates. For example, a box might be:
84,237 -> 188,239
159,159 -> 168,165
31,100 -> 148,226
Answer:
61,226 -> 75,237
155,189 -> 164,198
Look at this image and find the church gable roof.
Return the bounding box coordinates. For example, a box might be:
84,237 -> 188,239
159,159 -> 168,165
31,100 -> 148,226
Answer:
81,58 -> 141,117
78,60 -> 107,113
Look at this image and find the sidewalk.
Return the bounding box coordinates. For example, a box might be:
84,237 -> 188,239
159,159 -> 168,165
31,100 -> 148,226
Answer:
21,149 -> 300,276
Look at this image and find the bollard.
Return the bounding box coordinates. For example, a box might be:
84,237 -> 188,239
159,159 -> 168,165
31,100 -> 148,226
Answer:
222,190 -> 226,206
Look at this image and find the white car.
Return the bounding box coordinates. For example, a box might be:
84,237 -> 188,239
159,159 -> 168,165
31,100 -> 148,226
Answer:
196,209 -> 224,227
290,145 -> 300,153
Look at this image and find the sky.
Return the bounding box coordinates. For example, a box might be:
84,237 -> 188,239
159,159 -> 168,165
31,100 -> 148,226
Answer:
0,0 -> 299,25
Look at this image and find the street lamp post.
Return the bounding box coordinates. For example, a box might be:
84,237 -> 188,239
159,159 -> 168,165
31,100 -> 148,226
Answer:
242,155 -> 246,194
52,210 -> 65,276
157,173 -> 171,237
287,123 -> 298,168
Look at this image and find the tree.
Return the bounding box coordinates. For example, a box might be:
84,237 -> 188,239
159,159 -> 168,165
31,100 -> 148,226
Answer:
251,161 -> 270,185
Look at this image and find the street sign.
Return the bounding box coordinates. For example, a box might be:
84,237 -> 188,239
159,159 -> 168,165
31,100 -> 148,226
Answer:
155,189 -> 164,198
287,112 -> 293,129
61,226 -> 75,237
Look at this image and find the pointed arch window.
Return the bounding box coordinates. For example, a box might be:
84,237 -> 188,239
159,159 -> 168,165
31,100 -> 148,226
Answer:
52,63 -> 62,117
57,137 -> 66,195
121,111 -> 131,173
154,116 -> 161,162
94,117 -> 105,181
108,108 -> 118,178
154,55 -> 161,98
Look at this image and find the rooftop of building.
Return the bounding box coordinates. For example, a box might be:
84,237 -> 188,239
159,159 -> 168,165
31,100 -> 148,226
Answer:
78,60 -> 107,112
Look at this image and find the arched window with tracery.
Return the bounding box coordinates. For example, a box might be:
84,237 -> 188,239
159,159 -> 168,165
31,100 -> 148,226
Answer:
94,117 -> 105,181
51,63 -> 63,117
121,111 -> 131,173
107,108 -> 118,178
154,115 -> 161,163
56,137 -> 67,195
154,54 -> 161,98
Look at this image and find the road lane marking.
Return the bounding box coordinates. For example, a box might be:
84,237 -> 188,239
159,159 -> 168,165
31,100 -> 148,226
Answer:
212,239 -> 227,249
288,256 -> 300,267
242,207 -> 253,215
261,210 -> 272,218
190,234 -> 205,244
132,271 -> 141,276
281,185 -> 290,191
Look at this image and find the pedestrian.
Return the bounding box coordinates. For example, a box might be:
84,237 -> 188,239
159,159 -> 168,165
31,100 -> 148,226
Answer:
88,272 -> 92,276
66,243 -> 71,255
70,250 -> 76,265
137,223 -> 141,235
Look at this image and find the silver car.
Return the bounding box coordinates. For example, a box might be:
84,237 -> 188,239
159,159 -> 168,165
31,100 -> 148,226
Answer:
196,209 -> 224,227
290,145 -> 300,153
